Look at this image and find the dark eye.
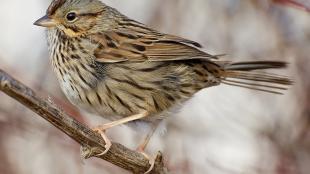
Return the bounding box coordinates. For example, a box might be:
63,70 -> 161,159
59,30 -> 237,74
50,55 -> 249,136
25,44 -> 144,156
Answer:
66,12 -> 77,22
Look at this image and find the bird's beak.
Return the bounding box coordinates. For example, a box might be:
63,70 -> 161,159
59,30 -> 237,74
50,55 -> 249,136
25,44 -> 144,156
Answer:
34,15 -> 57,28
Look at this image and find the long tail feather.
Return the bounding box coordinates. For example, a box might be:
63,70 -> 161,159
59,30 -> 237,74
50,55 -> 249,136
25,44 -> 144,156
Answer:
221,61 -> 292,94
226,61 -> 288,71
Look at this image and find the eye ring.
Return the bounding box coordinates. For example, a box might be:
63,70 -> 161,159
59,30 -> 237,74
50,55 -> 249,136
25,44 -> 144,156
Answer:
66,12 -> 78,22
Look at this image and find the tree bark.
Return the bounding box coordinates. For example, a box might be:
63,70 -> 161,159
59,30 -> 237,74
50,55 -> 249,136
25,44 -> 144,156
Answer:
0,69 -> 166,174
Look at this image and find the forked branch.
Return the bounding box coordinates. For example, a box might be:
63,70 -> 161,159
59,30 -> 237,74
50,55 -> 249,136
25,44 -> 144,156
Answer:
0,69 -> 166,174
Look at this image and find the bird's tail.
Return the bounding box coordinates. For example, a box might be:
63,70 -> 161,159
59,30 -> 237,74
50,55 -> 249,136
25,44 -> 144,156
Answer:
220,61 -> 293,94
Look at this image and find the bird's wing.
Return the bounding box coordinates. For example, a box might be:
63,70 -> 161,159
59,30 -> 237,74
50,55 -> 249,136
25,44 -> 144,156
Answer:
92,21 -> 216,63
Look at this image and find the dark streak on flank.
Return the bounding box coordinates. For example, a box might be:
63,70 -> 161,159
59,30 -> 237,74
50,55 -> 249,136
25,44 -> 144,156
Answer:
85,95 -> 92,105
108,103 -> 117,113
58,67 -> 64,76
162,86 -> 172,91
126,74 -> 154,90
135,104 -> 146,110
165,93 -> 175,101
71,54 -> 80,59
69,42 -> 76,51
60,52 -> 65,61
79,62 -> 99,79
109,76 -> 154,91
73,86 -> 83,100
61,55 -> 66,64
56,54 -> 61,67
180,89 -> 191,95
127,91 -> 145,101
181,83 -> 192,88
152,96 -> 160,111
105,84 -> 114,100
74,66 -> 92,87
70,84 -> 75,91
114,93 -> 132,112
96,92 -> 103,105
118,88 -> 145,101
78,43 -> 88,54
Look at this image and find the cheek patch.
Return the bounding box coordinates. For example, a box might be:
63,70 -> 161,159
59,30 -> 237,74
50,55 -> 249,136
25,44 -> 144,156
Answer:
63,28 -> 82,37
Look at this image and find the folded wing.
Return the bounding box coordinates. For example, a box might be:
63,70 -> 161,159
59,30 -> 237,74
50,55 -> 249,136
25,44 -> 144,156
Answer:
92,20 -> 216,63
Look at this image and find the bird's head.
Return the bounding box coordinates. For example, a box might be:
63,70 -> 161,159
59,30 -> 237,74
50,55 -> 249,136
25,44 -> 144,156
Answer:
34,0 -> 119,37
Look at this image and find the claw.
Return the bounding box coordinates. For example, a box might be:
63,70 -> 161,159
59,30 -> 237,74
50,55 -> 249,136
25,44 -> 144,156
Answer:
137,149 -> 155,174
93,128 -> 112,156
144,155 -> 155,174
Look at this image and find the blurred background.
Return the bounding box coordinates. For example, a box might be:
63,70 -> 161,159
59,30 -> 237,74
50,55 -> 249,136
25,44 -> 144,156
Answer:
0,0 -> 309,173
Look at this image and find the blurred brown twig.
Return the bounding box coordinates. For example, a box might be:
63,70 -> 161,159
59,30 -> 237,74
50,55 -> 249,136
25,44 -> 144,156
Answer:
273,0 -> 310,12
0,69 -> 166,174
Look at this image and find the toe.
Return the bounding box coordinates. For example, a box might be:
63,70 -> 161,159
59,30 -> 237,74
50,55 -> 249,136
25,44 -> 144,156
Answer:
137,150 -> 155,174
94,129 -> 112,156
144,156 -> 155,174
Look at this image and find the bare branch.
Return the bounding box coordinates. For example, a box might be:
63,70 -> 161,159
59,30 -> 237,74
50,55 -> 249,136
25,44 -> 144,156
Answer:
0,69 -> 166,174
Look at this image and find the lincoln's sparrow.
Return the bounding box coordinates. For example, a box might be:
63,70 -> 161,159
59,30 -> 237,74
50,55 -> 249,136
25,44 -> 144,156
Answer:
34,0 -> 291,172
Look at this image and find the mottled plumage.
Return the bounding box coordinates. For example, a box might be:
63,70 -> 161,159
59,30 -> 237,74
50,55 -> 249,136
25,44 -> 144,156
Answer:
34,0 -> 292,171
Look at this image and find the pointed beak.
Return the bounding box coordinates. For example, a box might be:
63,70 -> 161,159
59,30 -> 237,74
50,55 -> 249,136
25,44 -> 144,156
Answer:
34,15 -> 57,28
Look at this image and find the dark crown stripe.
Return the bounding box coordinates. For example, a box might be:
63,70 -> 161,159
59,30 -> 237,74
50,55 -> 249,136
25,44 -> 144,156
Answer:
47,0 -> 66,16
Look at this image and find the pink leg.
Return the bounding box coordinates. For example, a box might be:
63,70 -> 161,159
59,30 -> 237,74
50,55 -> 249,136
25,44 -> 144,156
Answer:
93,112 -> 149,156
136,120 -> 161,174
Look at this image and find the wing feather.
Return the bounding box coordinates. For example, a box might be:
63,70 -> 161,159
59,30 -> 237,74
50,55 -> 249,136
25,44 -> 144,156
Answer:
92,21 -> 216,63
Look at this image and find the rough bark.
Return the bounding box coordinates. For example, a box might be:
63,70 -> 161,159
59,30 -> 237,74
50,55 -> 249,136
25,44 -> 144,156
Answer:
0,69 -> 166,174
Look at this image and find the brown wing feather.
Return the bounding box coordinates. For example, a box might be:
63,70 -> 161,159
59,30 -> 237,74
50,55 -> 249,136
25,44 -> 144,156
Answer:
92,20 -> 216,63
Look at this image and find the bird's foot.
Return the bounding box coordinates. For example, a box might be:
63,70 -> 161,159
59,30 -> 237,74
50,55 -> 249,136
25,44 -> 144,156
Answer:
137,147 -> 155,174
80,124 -> 113,159
91,127 -> 112,156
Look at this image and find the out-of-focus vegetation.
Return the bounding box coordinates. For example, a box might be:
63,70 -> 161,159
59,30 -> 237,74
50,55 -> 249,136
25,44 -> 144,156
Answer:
0,0 -> 309,173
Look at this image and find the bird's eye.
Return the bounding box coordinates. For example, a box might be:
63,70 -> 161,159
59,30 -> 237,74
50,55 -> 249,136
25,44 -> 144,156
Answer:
66,12 -> 77,22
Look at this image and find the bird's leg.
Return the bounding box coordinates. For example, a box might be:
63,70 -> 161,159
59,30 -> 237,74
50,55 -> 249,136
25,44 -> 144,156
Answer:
136,120 -> 161,174
92,111 -> 149,156
91,128 -> 112,157
137,120 -> 161,153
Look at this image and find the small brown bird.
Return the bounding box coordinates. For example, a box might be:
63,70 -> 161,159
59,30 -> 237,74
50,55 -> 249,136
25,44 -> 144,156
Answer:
34,0 -> 291,172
